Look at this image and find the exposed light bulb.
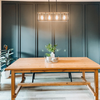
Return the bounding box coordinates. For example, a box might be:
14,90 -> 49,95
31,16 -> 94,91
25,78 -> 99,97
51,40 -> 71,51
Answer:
55,15 -> 58,20
41,15 -> 44,20
63,15 -> 66,20
48,15 -> 51,20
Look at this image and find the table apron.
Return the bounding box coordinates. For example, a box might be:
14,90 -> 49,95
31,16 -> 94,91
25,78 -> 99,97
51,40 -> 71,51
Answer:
14,69 -> 96,73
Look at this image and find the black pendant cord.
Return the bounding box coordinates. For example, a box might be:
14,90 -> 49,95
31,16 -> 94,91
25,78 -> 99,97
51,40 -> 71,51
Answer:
56,0 -> 57,12
48,0 -> 50,12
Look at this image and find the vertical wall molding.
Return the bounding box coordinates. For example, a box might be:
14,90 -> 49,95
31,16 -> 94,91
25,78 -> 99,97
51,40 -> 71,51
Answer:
15,3 -> 18,59
68,4 -> 71,57
84,4 -> 86,57
0,0 -> 1,52
85,4 -> 88,57
51,4 -> 54,46
83,4 -> 85,57
97,4 -> 99,64
98,4 -> 100,64
66,4 -> 68,57
18,3 -> 21,58
32,4 -> 35,57
35,4 -> 38,57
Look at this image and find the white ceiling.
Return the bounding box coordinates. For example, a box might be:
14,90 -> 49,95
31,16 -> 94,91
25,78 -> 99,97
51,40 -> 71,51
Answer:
2,0 -> 100,2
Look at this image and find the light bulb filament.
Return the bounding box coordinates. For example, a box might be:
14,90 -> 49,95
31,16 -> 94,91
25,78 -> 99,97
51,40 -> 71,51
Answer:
63,15 -> 66,20
48,15 -> 51,20
41,15 -> 44,20
55,15 -> 58,20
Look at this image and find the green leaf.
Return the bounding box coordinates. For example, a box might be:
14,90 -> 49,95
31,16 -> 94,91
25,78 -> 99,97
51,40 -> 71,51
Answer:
45,43 -> 57,53
45,53 -> 50,57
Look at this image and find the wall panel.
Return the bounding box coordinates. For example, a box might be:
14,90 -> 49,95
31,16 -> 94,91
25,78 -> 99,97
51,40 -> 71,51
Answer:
54,4 -> 68,57
2,3 -> 18,58
70,4 -> 84,57
20,4 -> 35,58
86,4 -> 99,63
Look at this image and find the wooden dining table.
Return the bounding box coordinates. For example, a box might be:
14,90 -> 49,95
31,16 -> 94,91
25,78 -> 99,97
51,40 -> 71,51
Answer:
5,57 -> 100,100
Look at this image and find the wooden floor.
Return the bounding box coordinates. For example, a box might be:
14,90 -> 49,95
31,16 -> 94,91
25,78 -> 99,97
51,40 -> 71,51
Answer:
0,73 -> 100,100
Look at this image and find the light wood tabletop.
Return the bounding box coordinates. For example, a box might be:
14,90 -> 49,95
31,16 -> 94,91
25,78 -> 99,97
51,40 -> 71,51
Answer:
5,57 -> 100,71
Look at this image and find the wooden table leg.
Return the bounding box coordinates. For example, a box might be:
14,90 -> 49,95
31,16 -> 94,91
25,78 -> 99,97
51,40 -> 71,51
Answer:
22,73 -> 25,80
94,70 -> 98,100
11,71 -> 15,100
82,72 -> 85,78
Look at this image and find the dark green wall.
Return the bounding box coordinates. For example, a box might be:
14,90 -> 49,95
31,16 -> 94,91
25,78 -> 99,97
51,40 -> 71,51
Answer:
2,2 -> 100,65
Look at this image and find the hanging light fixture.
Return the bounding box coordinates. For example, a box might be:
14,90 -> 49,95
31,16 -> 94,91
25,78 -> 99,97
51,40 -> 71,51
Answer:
55,0 -> 59,20
37,0 -> 69,22
48,0 -> 51,20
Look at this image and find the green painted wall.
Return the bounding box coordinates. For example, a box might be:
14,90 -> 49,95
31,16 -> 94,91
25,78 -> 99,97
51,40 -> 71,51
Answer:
2,2 -> 100,67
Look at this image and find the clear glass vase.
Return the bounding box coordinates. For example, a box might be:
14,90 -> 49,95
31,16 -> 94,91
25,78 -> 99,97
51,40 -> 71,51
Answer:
50,52 -> 55,58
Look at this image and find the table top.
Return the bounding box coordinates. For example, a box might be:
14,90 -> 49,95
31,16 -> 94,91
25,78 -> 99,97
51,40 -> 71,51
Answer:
5,57 -> 100,71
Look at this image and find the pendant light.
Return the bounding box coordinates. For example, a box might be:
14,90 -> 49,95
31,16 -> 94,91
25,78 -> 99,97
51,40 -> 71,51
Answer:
37,0 -> 69,22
